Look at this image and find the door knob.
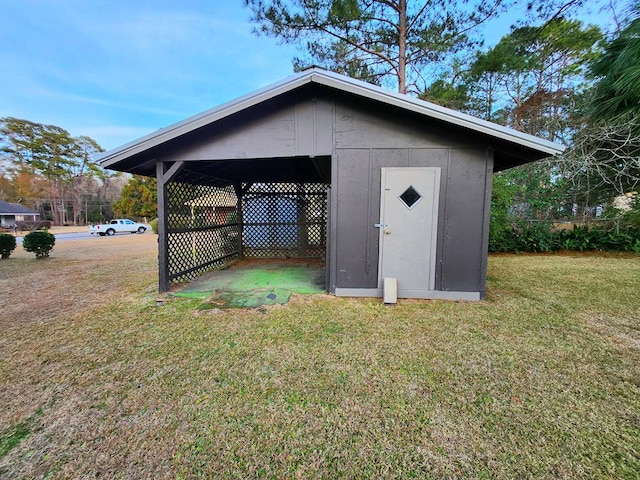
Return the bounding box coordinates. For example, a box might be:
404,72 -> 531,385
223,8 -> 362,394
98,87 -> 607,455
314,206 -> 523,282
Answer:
384,229 -> 391,235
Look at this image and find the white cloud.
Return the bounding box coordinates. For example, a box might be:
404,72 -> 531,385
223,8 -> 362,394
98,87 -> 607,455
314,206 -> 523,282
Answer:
0,0 -> 299,150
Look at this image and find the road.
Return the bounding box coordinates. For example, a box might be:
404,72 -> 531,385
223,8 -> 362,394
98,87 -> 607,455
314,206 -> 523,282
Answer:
15,231 -> 149,244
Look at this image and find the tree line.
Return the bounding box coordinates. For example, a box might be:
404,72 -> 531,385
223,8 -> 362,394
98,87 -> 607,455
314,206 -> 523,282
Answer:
245,0 -> 639,223
3,1 -> 638,229
0,118 -> 156,225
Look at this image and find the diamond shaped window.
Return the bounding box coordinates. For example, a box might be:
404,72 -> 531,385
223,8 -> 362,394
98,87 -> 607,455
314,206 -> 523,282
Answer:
399,186 -> 422,209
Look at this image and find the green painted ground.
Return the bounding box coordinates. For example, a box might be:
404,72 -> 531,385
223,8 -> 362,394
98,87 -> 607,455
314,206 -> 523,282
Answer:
176,261 -> 325,308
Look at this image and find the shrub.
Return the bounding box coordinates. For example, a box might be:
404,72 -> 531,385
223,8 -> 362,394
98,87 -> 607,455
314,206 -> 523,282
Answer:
226,211 -> 238,225
489,222 -> 640,253
622,195 -> 640,228
149,218 -> 159,234
488,175 -> 517,252
490,220 -> 554,253
23,230 -> 56,258
0,233 -> 17,259
15,220 -> 53,231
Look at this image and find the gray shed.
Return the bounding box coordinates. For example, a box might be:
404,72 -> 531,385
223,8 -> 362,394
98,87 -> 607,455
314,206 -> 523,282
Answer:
99,68 -> 564,300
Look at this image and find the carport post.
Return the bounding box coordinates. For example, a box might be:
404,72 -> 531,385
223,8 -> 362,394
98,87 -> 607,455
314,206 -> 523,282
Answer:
156,160 -> 184,292
233,182 -> 245,258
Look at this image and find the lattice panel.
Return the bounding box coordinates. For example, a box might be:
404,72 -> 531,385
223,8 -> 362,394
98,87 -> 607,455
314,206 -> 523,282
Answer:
242,182 -> 328,258
166,181 -> 240,283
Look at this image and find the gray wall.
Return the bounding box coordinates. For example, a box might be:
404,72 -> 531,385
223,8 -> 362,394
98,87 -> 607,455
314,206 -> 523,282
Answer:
330,97 -> 494,295
153,94 -> 335,162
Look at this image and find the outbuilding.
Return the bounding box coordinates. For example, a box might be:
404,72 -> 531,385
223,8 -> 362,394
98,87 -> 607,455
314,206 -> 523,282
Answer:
100,68 -> 564,300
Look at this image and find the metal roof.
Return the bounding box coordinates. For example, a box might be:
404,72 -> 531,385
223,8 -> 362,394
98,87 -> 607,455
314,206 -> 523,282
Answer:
99,67 -> 565,168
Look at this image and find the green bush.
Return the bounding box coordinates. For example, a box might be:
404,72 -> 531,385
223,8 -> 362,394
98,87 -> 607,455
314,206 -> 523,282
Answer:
554,225 -> 640,252
622,195 -> 640,228
0,233 -> 17,259
149,218 -> 159,234
490,220 -> 554,253
489,222 -> 640,254
226,211 -> 238,225
488,175 -> 517,252
23,230 -> 56,258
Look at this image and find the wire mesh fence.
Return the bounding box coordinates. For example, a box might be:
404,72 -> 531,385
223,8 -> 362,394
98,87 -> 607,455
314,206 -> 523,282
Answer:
242,183 -> 329,258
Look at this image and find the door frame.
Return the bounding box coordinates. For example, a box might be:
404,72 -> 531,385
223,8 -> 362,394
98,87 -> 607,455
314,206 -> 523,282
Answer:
377,166 -> 441,293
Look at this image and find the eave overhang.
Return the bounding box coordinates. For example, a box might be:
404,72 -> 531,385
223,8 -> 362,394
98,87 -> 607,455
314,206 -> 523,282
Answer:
99,68 -> 565,171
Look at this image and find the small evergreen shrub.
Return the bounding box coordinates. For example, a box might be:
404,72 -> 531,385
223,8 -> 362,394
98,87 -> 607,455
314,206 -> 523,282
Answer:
150,218 -> 159,234
0,233 -> 17,259
23,230 -> 56,258
490,220 -> 554,253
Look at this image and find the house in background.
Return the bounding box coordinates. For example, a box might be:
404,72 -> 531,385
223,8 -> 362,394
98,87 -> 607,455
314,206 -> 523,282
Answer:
99,68 -> 564,300
0,199 -> 40,227
186,190 -> 238,225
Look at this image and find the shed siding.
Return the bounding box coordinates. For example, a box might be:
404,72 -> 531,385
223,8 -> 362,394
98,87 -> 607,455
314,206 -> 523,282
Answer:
335,147 -> 459,290
440,148 -> 492,293
333,149 -> 372,288
333,99 -> 484,150
332,100 -> 493,294
155,97 -> 334,162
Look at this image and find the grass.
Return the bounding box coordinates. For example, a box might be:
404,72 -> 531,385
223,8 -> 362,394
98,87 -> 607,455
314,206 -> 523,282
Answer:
0,409 -> 42,459
0,241 -> 639,478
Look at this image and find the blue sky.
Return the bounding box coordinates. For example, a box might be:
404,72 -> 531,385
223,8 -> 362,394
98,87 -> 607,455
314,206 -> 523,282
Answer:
0,0 -> 301,150
0,1 -> 617,152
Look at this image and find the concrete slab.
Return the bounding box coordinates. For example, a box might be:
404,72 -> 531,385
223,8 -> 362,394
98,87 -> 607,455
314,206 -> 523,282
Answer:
175,259 -> 325,308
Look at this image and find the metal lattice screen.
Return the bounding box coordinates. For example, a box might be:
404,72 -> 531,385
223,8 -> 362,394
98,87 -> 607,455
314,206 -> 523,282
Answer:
242,182 -> 328,258
166,181 -> 240,283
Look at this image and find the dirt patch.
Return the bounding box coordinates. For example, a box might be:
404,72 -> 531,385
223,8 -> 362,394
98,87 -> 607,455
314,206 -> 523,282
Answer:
0,234 -> 157,327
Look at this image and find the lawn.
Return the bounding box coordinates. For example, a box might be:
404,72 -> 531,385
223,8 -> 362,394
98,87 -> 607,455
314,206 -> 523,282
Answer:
0,238 -> 638,479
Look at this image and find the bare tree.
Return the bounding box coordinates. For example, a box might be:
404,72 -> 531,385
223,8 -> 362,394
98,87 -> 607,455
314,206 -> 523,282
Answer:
560,116 -> 640,206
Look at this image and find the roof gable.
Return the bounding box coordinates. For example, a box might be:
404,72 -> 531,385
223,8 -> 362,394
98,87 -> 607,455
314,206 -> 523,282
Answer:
0,200 -> 39,215
99,68 -> 564,170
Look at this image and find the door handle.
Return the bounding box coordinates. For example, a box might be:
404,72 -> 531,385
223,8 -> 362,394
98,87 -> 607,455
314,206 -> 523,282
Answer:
384,229 -> 391,235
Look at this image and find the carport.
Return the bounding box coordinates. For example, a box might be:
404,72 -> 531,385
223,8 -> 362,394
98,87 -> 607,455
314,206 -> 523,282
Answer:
99,68 -> 563,300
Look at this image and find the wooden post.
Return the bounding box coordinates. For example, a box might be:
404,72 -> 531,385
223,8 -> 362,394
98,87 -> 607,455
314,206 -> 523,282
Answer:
156,160 -> 185,292
156,161 -> 170,292
296,182 -> 308,254
233,182 -> 244,258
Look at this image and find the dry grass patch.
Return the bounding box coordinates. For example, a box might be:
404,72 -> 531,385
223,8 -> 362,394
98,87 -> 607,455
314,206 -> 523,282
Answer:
0,249 -> 639,478
0,234 -> 157,327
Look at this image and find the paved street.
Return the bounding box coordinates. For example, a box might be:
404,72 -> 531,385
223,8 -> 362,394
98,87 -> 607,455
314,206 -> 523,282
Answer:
14,230 -> 150,243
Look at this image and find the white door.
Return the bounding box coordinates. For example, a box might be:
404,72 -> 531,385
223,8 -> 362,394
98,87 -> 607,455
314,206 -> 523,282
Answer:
378,167 -> 440,292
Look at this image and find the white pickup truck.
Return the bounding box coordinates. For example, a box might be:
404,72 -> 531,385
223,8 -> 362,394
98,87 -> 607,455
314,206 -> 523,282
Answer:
89,219 -> 148,236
